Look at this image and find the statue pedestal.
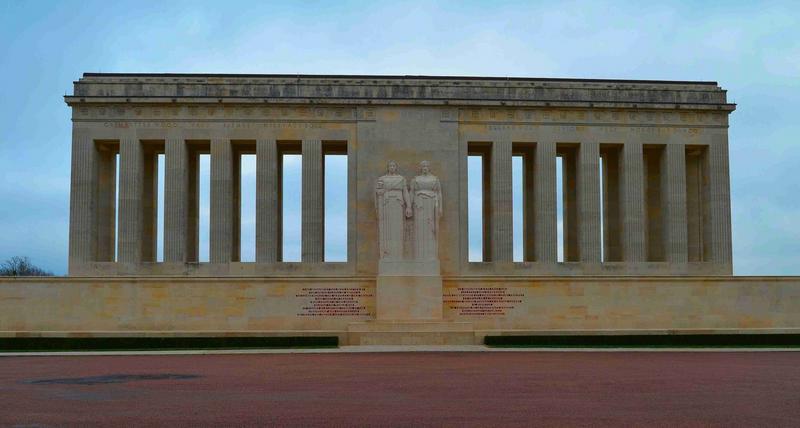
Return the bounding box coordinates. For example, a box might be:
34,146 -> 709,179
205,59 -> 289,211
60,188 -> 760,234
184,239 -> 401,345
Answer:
376,260 -> 442,321
348,260 -> 476,345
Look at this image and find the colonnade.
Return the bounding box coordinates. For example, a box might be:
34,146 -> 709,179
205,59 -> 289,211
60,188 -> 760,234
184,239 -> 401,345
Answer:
470,140 -> 732,265
68,137 -> 342,266
69,134 -> 733,271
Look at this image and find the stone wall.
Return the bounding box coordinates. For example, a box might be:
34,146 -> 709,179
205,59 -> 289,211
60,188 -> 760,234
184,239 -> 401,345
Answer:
0,277 -> 375,334
2,277 -> 798,344
444,277 -> 800,333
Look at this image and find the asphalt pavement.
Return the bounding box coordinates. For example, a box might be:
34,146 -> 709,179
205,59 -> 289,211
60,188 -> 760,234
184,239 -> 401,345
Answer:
2,351 -> 799,426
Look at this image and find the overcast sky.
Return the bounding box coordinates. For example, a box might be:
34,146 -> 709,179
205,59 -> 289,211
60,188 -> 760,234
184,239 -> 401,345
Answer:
1,0 -> 798,275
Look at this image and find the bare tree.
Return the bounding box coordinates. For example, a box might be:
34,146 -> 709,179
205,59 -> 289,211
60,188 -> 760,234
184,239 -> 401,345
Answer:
0,256 -> 53,276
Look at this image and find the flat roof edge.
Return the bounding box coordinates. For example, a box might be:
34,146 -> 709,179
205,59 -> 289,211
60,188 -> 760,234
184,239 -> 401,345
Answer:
80,73 -> 720,86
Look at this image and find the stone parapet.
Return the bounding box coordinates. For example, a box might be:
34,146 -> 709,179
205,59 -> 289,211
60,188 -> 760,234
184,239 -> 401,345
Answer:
2,276 -> 798,345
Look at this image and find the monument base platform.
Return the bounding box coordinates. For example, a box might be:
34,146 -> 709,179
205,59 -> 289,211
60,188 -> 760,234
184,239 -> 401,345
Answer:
347,321 -> 475,345
2,276 -> 800,348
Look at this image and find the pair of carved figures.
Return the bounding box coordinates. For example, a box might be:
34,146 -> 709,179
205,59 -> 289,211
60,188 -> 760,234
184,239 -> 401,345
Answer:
374,161 -> 442,261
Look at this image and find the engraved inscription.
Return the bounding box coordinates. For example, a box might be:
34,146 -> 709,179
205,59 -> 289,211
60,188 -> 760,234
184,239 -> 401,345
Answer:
296,287 -> 373,317
444,287 -> 524,316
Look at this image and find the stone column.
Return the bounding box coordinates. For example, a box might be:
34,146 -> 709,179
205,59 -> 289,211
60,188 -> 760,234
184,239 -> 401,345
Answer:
562,148 -> 579,261
256,138 -> 279,263
520,146 -> 536,262
491,140 -> 513,262
534,141 -> 557,262
481,149 -> 492,260
578,142 -> 601,262
302,139 -> 324,262
117,136 -> 143,263
95,146 -> 117,262
186,151 -> 199,262
601,148 -> 622,262
707,139 -> 733,266
663,143 -> 688,263
685,148 -> 705,262
141,150 -> 159,262
68,132 -> 98,268
164,138 -> 190,262
621,142 -> 646,262
210,138 -> 240,263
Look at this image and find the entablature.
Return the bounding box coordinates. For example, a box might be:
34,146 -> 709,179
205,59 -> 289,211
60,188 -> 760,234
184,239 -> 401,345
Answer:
65,73 -> 736,112
70,104 -> 729,128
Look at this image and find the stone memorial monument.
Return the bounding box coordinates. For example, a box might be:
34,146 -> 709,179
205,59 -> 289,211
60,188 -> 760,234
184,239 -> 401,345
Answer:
1,73 -> 799,346
374,160 -> 445,322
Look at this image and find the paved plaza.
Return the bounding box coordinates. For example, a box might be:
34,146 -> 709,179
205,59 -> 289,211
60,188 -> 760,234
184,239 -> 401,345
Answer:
2,351 -> 799,426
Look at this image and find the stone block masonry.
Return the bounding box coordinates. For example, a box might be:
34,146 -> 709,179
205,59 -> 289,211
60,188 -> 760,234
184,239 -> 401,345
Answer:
65,73 -> 735,277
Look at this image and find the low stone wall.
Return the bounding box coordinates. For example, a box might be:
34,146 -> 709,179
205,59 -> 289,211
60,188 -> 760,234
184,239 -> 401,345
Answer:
1,276 -> 798,342
0,277 -> 375,334
444,276 -> 800,334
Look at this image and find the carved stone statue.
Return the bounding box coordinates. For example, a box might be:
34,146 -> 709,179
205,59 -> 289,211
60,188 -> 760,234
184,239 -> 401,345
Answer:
410,160 -> 442,261
374,161 -> 412,260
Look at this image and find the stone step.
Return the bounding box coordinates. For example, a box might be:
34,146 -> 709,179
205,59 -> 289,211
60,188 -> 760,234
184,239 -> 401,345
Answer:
346,321 -> 476,346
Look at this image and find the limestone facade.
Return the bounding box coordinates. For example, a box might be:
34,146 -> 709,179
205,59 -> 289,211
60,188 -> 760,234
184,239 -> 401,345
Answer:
65,74 -> 735,277
2,276 -> 799,345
